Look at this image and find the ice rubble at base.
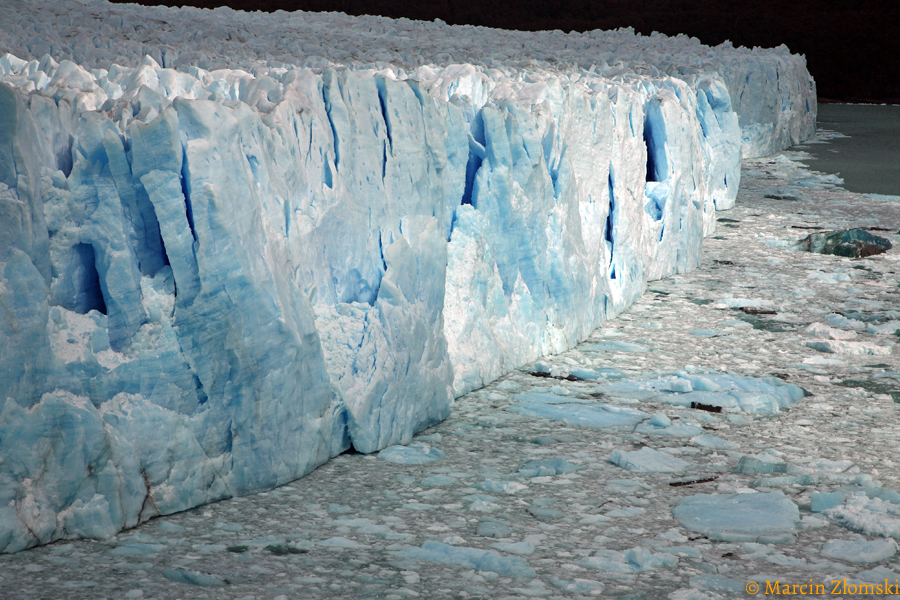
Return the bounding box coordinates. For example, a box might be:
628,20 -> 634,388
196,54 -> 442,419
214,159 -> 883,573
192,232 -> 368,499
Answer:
0,0 -> 815,551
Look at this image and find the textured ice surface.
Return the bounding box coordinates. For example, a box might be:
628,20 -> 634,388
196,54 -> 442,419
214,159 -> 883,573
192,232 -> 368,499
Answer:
821,538 -> 898,564
672,492 -> 800,543
597,372 -> 807,414
0,0 -> 815,550
825,495 -> 900,540
510,393 -> 650,429
581,547 -> 679,573
377,443 -> 445,465
610,447 -> 693,473
394,541 -> 536,577
804,339 -> 892,355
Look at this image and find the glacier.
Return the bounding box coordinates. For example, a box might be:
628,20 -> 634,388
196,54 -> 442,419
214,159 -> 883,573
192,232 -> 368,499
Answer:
0,0 -> 815,552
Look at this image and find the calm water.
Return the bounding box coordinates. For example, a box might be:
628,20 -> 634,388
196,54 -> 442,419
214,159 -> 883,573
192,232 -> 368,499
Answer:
795,103 -> 900,196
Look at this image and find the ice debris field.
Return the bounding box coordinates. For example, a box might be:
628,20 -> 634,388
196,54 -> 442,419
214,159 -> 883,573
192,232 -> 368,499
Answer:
2,0 -> 896,598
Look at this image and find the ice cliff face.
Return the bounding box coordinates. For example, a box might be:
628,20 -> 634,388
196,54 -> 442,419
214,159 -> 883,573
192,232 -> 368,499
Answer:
0,0 -> 815,552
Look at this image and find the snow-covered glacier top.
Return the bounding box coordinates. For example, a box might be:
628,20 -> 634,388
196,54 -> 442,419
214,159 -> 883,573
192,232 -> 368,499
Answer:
0,0 -> 815,554
1,0 -> 814,157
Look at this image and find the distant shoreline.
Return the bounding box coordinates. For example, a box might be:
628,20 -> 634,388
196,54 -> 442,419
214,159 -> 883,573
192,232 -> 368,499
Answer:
818,98 -> 900,106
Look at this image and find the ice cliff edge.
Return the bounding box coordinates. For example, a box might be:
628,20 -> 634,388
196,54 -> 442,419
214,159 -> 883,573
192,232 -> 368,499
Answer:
0,0 -> 815,552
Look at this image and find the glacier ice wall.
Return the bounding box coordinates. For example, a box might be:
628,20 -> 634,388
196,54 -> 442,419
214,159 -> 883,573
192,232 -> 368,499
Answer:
0,0 -> 814,552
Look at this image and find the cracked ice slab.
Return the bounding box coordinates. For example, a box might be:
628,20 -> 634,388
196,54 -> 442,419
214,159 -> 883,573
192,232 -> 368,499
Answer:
596,372 -> 807,414
609,447 -> 694,473
393,541 -> 536,577
509,393 -> 651,430
672,491 -> 801,543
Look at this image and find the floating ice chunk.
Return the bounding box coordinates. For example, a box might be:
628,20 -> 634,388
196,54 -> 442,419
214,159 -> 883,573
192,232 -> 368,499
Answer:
491,540 -> 536,555
468,500 -> 500,513
550,576 -> 604,595
803,340 -> 892,356
668,588 -> 723,600
636,420 -> 705,437
802,356 -> 847,366
475,480 -> 528,494
109,543 -> 166,556
378,443 -> 446,464
807,271 -> 851,282
690,434 -> 739,450
869,321 -> 900,335
713,298 -> 765,309
421,474 -> 459,487
689,329 -> 723,337
659,546 -> 703,559
606,479 -> 652,494
736,455 -> 787,474
596,373 -> 805,414
510,394 -> 650,430
318,537 -> 369,549
162,568 -> 227,587
688,574 -> 750,594
856,566 -> 900,584
825,313 -> 866,330
476,520 -> 512,538
609,447 -> 693,473
805,322 -> 858,340
582,341 -> 652,353
649,413 -> 672,427
824,495 -> 900,539
672,491 -> 800,543
568,367 -> 627,380
518,458 -> 585,477
581,547 -> 677,573
394,541 -> 535,577
811,491 -> 850,512
749,474 -> 818,488
821,538 -> 898,564
579,514 -> 612,525
606,506 -> 647,518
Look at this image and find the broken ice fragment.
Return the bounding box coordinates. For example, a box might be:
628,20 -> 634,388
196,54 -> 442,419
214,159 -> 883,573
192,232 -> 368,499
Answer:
798,228 -> 892,258
803,340 -> 891,356
580,547 -> 678,573
824,495 -> 900,539
609,447 -> 693,473
377,443 -> 445,464
821,538 -> 898,564
518,458 -> 585,477
582,341 -> 651,353
690,434 -> 739,450
161,568 -> 227,587
735,455 -> 788,474
475,480 -> 528,494
672,491 -> 800,543
393,541 -> 536,577
510,393 -> 650,430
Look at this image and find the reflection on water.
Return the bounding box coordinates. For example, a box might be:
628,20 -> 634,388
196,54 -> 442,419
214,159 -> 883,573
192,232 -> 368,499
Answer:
794,103 -> 900,197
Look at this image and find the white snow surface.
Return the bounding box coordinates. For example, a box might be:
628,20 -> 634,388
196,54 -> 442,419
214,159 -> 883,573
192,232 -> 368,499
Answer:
0,0 -> 815,551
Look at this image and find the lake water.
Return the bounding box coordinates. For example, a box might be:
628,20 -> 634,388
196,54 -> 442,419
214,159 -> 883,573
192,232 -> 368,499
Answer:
794,103 -> 900,197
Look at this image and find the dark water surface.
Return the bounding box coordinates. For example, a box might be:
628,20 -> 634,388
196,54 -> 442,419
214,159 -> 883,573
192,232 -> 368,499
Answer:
795,103 -> 900,196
